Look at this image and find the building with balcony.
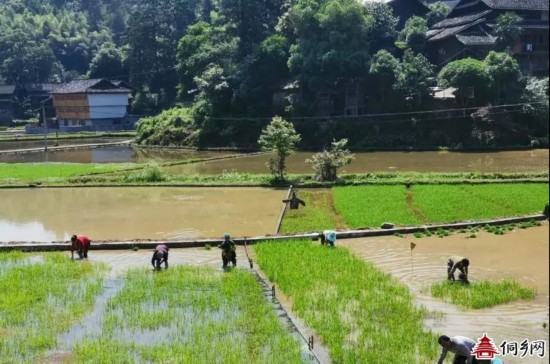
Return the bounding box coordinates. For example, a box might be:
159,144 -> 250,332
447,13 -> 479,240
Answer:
426,0 -> 549,75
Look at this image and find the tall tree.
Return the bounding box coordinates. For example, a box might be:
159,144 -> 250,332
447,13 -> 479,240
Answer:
397,49 -> 435,108
88,42 -> 124,79
426,2 -> 450,27
484,51 -> 522,103
398,16 -> 428,53
369,49 -> 400,109
438,58 -> 491,107
493,12 -> 523,51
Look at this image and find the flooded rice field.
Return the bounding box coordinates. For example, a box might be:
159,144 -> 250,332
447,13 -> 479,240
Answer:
340,223 -> 549,363
165,149 -> 550,174
0,145 -> 236,163
0,187 -> 286,242
0,138 -> 129,152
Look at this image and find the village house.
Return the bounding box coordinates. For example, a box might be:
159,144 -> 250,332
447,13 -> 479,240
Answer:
426,0 -> 549,75
51,79 -> 133,132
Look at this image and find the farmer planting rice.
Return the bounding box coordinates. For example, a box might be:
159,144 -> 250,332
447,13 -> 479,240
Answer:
70,234 -> 91,260
151,244 -> 169,270
320,230 -> 336,247
219,233 -> 236,268
437,335 -> 488,364
448,256 -> 470,284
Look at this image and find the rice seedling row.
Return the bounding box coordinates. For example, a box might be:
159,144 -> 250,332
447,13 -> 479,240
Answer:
430,280 -> 536,309
73,266 -> 305,363
254,240 -> 440,363
0,252 -> 106,362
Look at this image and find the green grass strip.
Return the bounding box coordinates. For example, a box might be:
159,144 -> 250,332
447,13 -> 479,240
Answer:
334,185 -> 421,228
254,240 -> 439,363
430,280 -> 535,309
74,266 -> 303,363
413,184 -> 549,223
280,189 -> 344,234
0,163 -> 129,181
0,252 -> 106,362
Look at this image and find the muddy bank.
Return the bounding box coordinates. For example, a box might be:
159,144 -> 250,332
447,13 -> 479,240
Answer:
340,223 -> 549,363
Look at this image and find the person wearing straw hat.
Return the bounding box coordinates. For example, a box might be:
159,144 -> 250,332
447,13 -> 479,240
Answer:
151,244 -> 169,270
70,235 -> 91,260
219,233 -> 237,268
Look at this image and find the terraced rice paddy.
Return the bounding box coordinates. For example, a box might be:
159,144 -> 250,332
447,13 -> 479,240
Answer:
72,266 -> 304,363
282,183 -> 549,232
254,240 -> 440,363
0,252 -> 106,362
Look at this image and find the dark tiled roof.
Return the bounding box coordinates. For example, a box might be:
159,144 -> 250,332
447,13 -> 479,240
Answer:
427,28 -> 445,38
456,34 -> 497,45
428,18 -> 485,41
442,0 -> 461,10
52,79 -> 131,94
24,83 -> 61,92
480,0 -> 548,10
0,85 -> 16,95
432,9 -> 492,28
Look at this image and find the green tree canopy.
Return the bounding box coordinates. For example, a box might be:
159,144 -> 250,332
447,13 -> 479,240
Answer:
426,2 -> 450,27
484,51 -> 522,103
258,116 -> 301,180
397,49 -> 435,108
438,58 -> 491,106
399,16 -> 428,52
88,42 -> 124,79
307,138 -> 354,181
493,12 -> 523,50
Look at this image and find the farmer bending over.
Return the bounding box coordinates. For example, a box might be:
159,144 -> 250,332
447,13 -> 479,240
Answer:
319,230 -> 336,247
219,233 -> 236,268
71,235 -> 91,260
151,244 -> 169,270
437,335 -> 489,364
447,256 -> 470,283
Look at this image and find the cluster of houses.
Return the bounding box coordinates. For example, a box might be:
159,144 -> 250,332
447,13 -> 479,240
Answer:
0,79 -> 135,132
0,0 -> 548,126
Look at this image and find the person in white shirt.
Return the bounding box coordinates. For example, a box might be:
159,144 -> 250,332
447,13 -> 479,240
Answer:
437,335 -> 490,364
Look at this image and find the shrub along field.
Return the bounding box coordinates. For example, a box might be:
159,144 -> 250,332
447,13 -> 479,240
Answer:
430,280 -> 535,309
0,252 -> 106,362
282,183 -> 548,231
74,266 -> 304,363
254,240 -> 440,363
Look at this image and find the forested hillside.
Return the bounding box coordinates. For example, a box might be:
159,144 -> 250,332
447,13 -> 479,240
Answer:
1,0 -> 547,149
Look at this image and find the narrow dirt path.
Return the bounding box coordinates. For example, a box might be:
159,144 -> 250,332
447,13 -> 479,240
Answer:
327,190 -> 347,230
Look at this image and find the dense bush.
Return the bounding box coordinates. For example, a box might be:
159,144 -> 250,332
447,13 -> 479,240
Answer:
134,107 -> 198,147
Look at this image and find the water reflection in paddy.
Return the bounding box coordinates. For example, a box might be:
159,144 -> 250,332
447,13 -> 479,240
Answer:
339,224 -> 549,363
0,187 -> 285,242
165,149 -> 550,174
0,146 -> 237,164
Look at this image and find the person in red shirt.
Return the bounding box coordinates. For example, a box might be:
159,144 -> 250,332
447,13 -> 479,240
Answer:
71,235 -> 91,259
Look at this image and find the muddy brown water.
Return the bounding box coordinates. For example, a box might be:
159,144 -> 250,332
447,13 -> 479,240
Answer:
340,223 -> 549,363
0,187 -> 285,242
0,146 -> 236,163
165,149 -> 549,174
0,138 -> 129,152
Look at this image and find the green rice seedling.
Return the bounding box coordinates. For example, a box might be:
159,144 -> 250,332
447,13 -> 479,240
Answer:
413,231 -> 424,238
280,189 -> 343,234
333,185 -> 421,228
469,234 -> 477,238
0,163 -> 126,182
0,252 -> 106,362
430,280 -> 535,309
394,232 -> 405,238
254,240 -> 440,363
74,266 -> 303,363
413,184 -> 548,224
204,244 -> 212,250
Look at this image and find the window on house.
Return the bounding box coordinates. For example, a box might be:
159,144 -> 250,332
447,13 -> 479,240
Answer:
64,120 -> 68,126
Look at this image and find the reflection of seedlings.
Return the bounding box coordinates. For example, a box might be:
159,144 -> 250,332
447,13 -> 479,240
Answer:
254,239 -> 440,363
413,232 -> 423,239
394,232 -> 405,238
204,244 -> 211,250
469,234 -> 477,238
430,280 -> 535,309
0,252 -> 106,361
74,266 -> 303,362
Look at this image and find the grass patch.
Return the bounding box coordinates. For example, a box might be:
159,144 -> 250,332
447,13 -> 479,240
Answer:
280,189 -> 344,234
254,240 -> 439,363
334,185 -> 421,228
0,163 -> 128,181
74,266 -> 303,363
0,252 -> 106,362
430,280 -> 536,309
